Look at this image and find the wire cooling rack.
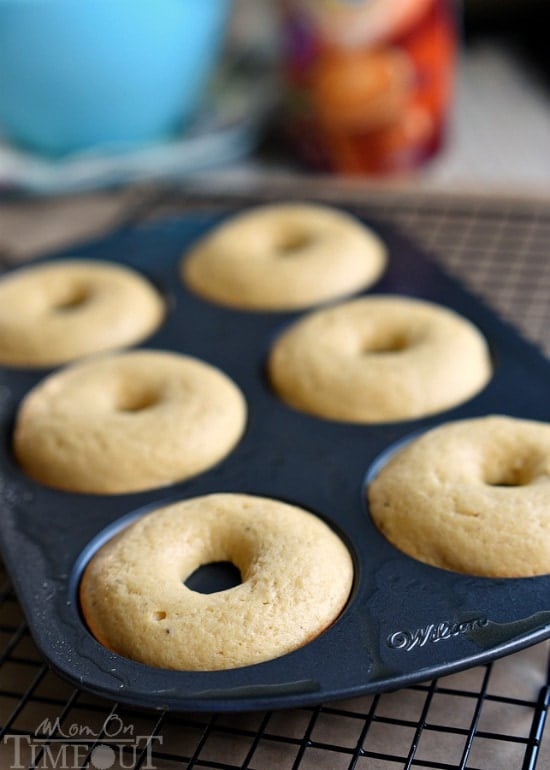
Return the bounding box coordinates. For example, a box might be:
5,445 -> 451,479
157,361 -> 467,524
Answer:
0,189 -> 549,770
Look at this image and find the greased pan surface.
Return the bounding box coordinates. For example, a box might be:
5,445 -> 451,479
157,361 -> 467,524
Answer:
0,211 -> 549,713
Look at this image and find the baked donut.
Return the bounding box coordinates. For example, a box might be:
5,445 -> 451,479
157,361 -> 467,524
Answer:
0,259 -> 164,368
13,350 -> 246,494
368,415 -> 550,577
182,203 -> 386,311
79,493 -> 354,670
268,295 -> 491,423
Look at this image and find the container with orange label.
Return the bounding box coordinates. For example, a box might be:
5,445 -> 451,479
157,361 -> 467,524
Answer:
280,0 -> 457,175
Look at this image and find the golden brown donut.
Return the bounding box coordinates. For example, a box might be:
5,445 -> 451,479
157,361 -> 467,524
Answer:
268,295 -> 491,423
182,203 -> 387,311
0,259 -> 164,367
80,493 -> 354,670
13,350 -> 246,494
368,415 -> 550,577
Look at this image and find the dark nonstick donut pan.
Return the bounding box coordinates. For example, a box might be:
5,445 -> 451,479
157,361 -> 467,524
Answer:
0,210 -> 549,714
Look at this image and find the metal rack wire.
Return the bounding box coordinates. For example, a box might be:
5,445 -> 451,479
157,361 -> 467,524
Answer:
0,189 -> 549,770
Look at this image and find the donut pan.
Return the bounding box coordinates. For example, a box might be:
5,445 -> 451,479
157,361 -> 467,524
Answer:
0,210 -> 550,714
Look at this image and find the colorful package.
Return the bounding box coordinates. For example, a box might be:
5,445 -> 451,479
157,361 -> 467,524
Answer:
280,0 -> 457,174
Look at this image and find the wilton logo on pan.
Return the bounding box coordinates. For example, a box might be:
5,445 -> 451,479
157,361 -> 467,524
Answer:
387,617 -> 488,652
3,714 -> 162,770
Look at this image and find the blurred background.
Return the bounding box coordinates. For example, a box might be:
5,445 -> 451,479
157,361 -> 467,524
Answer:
220,0 -> 550,196
0,0 -> 548,197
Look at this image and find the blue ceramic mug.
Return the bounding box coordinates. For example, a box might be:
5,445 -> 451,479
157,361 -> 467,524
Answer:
0,0 -> 232,156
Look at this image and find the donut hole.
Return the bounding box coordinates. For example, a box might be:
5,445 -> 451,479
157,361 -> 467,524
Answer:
115,386 -> 161,414
184,561 -> 242,594
361,330 -> 410,355
485,463 -> 534,487
274,229 -> 314,256
52,284 -> 92,312
483,450 -> 544,487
